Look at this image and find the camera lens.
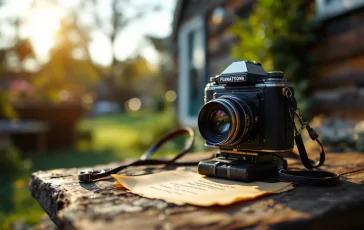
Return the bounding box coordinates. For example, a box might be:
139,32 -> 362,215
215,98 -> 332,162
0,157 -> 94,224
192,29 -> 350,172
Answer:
210,110 -> 230,134
198,96 -> 255,146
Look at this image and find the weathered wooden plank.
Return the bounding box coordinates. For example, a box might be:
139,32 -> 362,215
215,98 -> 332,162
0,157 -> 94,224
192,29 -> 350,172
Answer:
30,152 -> 364,230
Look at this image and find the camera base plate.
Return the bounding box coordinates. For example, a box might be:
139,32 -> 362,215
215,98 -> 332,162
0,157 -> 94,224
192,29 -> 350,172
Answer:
198,157 -> 278,182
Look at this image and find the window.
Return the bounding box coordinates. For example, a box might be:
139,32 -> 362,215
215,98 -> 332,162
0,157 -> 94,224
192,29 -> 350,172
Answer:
315,0 -> 364,20
178,16 -> 207,127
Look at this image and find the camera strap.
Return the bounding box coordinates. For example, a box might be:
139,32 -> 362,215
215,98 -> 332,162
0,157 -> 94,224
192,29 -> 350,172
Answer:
279,87 -> 340,185
78,127 -> 210,183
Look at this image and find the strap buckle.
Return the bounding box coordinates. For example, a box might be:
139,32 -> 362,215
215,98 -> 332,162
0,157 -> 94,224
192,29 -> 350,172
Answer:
78,168 -> 112,183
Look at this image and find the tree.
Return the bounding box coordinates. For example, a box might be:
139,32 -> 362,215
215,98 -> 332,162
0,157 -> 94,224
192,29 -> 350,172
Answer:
29,14 -> 100,103
1,0 -> 165,107
71,0 -> 162,102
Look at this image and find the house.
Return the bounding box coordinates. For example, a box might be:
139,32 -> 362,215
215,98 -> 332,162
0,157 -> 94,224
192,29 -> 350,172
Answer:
172,0 -> 364,127
311,0 -> 364,121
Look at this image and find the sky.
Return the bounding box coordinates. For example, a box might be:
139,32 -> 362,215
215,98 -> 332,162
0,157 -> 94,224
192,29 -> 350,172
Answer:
0,0 -> 177,66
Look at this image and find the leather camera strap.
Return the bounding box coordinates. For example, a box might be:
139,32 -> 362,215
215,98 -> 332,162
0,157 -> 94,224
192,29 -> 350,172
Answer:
278,87 -> 340,186
278,133 -> 340,186
278,169 -> 340,186
78,127 -> 211,183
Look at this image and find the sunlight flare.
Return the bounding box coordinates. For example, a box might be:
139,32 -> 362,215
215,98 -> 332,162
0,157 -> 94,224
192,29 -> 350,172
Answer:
24,7 -> 64,59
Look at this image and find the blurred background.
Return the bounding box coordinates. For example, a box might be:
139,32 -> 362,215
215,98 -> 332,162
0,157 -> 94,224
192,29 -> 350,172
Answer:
2,0 -> 364,228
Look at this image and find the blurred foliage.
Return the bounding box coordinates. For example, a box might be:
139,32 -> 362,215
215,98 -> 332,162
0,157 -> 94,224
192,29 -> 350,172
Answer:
0,0 -> 167,108
13,39 -> 35,61
0,144 -> 32,227
0,93 -> 17,118
230,0 -> 317,112
113,56 -> 162,107
0,146 -> 29,181
29,16 -> 100,104
147,35 -> 175,92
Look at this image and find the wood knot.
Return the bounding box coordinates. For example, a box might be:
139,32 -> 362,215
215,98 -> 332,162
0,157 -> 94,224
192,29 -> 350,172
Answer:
57,200 -> 65,210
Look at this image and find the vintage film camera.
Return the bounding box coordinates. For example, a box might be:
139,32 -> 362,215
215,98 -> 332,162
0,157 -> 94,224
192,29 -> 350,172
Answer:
198,61 -> 294,182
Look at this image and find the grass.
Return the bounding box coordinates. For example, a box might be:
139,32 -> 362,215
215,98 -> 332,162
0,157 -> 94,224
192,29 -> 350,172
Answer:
0,111 -> 206,229
29,112 -> 184,170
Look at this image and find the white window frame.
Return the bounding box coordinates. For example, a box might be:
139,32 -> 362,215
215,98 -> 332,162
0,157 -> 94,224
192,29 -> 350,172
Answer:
177,16 -> 206,127
315,0 -> 364,21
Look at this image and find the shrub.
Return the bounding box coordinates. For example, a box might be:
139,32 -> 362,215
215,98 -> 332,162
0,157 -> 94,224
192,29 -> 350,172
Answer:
230,0 -> 317,114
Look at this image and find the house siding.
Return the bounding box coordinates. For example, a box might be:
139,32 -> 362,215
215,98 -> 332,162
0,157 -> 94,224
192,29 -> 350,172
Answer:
311,8 -> 364,120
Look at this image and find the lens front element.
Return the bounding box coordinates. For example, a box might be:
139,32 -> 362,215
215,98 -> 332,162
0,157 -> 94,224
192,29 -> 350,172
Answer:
210,110 -> 230,134
198,96 -> 255,146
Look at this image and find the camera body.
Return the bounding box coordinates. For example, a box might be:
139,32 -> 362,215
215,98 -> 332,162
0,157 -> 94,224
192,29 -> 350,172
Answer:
197,61 -> 294,181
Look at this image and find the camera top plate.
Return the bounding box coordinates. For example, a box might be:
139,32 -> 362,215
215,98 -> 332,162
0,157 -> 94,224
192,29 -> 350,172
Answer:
217,61 -> 267,84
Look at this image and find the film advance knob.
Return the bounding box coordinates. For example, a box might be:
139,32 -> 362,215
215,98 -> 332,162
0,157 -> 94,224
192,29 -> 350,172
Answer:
267,71 -> 284,78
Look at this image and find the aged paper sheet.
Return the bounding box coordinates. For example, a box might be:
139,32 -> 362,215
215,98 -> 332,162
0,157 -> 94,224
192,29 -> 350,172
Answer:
112,170 -> 294,206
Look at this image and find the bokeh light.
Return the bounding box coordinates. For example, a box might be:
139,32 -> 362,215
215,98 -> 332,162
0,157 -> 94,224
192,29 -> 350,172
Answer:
165,90 -> 177,102
58,90 -> 69,101
127,97 -> 142,111
24,7 -> 64,60
82,94 -> 94,105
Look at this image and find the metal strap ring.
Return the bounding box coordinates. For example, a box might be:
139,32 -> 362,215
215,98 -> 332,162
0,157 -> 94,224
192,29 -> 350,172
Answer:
284,87 -> 293,98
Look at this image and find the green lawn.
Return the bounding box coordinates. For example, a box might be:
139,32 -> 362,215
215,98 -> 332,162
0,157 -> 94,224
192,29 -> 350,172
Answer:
0,112 -> 206,229
29,112 -> 191,171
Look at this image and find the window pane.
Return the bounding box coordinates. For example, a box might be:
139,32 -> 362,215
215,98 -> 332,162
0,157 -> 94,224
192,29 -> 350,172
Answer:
188,28 -> 205,117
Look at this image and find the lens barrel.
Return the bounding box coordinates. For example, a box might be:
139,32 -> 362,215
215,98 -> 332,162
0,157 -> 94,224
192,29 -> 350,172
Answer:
198,96 -> 255,146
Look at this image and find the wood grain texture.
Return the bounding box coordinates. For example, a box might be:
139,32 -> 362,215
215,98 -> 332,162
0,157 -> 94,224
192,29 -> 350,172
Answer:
30,152 -> 364,230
